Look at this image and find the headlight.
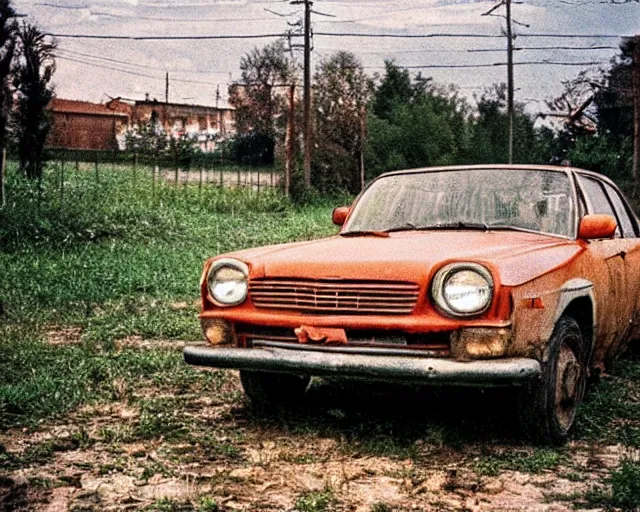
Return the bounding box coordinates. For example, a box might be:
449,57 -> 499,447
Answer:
207,258 -> 249,306
432,263 -> 493,317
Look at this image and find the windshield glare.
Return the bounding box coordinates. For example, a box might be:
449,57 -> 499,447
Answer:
344,169 -> 575,238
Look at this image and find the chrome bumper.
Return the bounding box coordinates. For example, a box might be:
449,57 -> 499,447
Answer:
184,342 -> 541,387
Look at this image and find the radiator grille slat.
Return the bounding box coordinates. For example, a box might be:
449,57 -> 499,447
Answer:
249,278 -> 420,315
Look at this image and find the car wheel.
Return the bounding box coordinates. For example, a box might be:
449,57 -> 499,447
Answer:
239,370 -> 310,409
518,316 -> 587,445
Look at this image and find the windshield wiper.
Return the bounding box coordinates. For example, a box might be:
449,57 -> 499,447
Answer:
340,230 -> 390,238
384,221 -> 490,232
429,221 -> 490,231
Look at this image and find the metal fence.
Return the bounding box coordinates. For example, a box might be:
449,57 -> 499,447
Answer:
44,147 -> 283,196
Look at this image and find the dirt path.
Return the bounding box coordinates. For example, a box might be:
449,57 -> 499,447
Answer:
0,342 -> 633,511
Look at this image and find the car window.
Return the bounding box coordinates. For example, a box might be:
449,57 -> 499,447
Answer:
577,175 -> 621,237
603,182 -> 637,238
345,169 -> 575,237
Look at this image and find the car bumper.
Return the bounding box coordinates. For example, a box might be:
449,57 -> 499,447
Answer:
184,342 -> 541,387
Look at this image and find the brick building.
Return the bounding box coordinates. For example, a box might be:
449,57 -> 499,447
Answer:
48,99 -> 129,151
107,98 -> 235,152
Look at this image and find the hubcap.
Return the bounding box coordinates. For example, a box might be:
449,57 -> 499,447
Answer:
555,344 -> 583,431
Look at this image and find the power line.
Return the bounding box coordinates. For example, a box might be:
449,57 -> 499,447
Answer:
57,48 -> 231,75
46,31 -> 632,42
363,61 -> 606,70
49,32 -> 295,41
56,55 -> 230,86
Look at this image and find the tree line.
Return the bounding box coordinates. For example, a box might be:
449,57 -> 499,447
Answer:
228,37 -> 638,196
0,0 -> 55,182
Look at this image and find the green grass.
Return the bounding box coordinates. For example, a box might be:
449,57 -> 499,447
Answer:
573,356 -> 640,446
475,448 -> 565,477
584,459 -> 640,510
294,488 -> 336,512
0,163 -> 340,429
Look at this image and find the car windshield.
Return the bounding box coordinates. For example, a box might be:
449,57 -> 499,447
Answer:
344,169 -> 575,238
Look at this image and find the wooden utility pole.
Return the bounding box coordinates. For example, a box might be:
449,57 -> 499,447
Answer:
633,35 -> 640,193
506,0 -> 514,164
285,84 -> 296,197
303,0 -> 312,188
483,0 -> 515,164
359,106 -> 366,191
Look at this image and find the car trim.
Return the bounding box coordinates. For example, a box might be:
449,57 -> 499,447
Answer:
184,344 -> 542,387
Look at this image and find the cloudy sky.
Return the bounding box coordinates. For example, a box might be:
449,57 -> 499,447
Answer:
12,0 -> 640,112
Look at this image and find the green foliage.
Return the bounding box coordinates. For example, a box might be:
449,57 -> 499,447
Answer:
475,449 -> 564,477
294,488 -> 336,512
573,357 -> 640,446
12,22 -> 56,180
366,65 -> 552,181
585,459 -> 640,510
312,51 -> 373,193
0,164 -> 337,427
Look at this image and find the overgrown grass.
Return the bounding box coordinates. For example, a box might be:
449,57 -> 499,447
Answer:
0,162 -> 340,428
584,458 -> 640,510
573,355 -> 640,446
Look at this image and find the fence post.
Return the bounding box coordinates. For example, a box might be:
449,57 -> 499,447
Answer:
199,161 -> 203,192
95,152 -> 99,185
174,154 -> 179,186
133,152 -> 138,186
60,152 -> 65,203
152,157 -> 158,197
237,167 -> 241,189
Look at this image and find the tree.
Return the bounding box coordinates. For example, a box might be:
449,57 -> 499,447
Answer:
313,51 -> 373,193
228,39 -> 298,165
13,23 -> 56,180
0,0 -> 16,205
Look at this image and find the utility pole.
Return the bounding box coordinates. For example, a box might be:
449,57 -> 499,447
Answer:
285,84 -> 296,197
506,0 -> 514,164
302,0 -> 313,188
483,0 -> 515,164
633,35 -> 640,194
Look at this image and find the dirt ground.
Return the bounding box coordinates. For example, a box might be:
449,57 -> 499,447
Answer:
0,340 -> 634,512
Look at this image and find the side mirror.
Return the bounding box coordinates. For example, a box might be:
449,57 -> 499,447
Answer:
332,206 -> 350,226
578,214 -> 617,240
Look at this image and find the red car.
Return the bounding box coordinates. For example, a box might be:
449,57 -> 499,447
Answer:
185,165 -> 640,444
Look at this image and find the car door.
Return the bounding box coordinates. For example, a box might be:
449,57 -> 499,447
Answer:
576,174 -> 630,361
601,181 -> 640,345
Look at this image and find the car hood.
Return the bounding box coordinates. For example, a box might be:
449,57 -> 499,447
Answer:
223,230 -> 582,287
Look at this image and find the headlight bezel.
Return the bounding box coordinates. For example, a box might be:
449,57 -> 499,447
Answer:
207,258 -> 249,307
431,263 -> 494,318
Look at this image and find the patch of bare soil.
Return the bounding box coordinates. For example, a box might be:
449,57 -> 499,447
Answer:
45,327 -> 83,346
0,374 -> 622,511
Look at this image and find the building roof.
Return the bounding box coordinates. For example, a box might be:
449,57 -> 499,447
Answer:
50,98 -> 129,118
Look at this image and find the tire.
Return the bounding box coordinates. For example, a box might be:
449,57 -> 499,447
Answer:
239,370 -> 310,409
518,316 -> 587,445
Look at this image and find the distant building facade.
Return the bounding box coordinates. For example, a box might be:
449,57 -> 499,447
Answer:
107,98 -> 235,152
48,98 -> 129,151
48,97 -> 235,152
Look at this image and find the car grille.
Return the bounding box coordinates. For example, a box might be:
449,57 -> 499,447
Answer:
248,278 -> 420,315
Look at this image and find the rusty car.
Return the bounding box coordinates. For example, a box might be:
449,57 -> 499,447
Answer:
184,165 -> 640,444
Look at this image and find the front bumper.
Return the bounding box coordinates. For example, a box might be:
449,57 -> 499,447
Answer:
184,342 -> 541,387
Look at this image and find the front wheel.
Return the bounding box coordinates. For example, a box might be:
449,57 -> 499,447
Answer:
518,316 -> 587,445
240,370 -> 310,409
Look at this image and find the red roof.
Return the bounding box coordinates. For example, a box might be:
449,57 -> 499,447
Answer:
50,98 -> 129,118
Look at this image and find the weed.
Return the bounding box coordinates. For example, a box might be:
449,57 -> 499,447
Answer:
475,448 -> 564,477
294,488 -> 336,512
584,458 -> 640,510
370,503 -> 394,512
